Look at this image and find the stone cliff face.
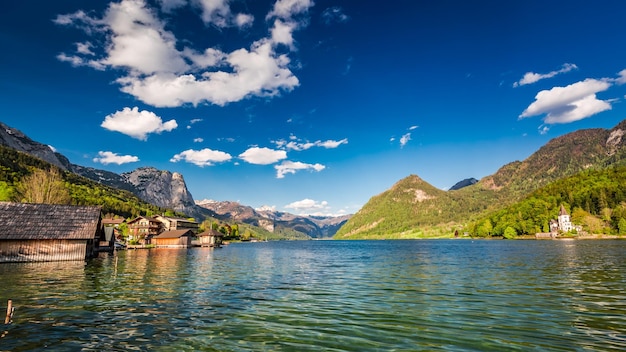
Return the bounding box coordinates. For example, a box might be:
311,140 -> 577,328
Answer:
0,122 -> 72,171
122,167 -> 197,215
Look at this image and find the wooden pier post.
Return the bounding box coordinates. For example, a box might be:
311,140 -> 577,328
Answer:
4,300 -> 13,324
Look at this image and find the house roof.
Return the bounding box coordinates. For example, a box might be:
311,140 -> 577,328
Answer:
0,202 -> 102,240
155,215 -> 198,224
155,229 -> 194,239
559,205 -> 569,216
198,229 -> 224,237
102,218 -> 125,225
127,215 -> 160,224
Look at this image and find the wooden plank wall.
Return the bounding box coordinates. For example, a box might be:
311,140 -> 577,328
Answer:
0,240 -> 88,262
155,238 -> 189,248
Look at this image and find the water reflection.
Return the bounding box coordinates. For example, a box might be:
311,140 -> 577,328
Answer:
0,240 -> 625,351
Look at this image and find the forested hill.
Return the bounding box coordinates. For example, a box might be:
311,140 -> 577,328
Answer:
470,166 -> 626,237
335,119 -> 626,239
0,144 -> 177,218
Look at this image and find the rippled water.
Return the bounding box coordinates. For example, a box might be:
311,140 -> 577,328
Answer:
1,240 -> 626,351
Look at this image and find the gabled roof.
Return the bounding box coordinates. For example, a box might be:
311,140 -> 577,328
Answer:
102,218 -> 125,225
559,205 -> 569,216
154,215 -> 198,224
127,215 -> 160,224
155,229 -> 194,239
198,229 -> 224,237
0,202 -> 101,240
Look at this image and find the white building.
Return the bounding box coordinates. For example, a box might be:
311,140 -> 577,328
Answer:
557,205 -> 574,232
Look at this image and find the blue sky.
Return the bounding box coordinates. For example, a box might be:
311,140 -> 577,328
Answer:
2,0 -> 626,216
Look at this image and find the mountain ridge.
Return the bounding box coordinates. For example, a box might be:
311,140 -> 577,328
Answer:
335,119 -> 626,239
0,121 -> 348,238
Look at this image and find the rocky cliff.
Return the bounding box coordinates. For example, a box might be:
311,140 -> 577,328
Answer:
122,167 -> 197,216
0,122 -> 72,171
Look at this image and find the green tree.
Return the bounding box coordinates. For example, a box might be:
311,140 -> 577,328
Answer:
618,218 -> 626,235
118,222 -> 129,240
503,226 -> 517,239
14,168 -> 71,204
476,219 -> 493,237
0,181 -> 14,201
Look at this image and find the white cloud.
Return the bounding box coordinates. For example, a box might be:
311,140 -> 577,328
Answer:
283,198 -> 345,216
187,118 -> 203,129
75,42 -> 94,55
274,136 -> 348,151
193,137 -> 204,143
538,125 -> 550,135
116,41 -> 299,107
519,78 -> 612,124
195,0 -> 231,27
267,0 -> 314,20
101,106 -> 177,140
157,0 -> 186,13
93,151 -> 139,165
285,198 -> 328,210
102,0 -> 189,75
409,125 -> 419,130
513,63 -> 578,87
321,6 -> 349,25
275,160 -> 325,178
239,147 -> 287,165
170,148 -> 232,166
256,205 -> 276,212
400,133 -> 412,147
616,69 -> 626,85
55,0 -> 306,108
271,19 -> 297,49
235,13 -> 254,28
317,138 -> 348,148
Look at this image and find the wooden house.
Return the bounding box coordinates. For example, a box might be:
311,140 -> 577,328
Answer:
0,202 -> 103,263
127,216 -> 163,244
197,229 -> 224,247
154,215 -> 199,234
153,229 -> 194,248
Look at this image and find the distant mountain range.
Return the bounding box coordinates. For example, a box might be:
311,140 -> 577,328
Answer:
449,178 -> 478,191
195,200 -> 351,239
0,122 -> 350,239
335,119 -> 626,239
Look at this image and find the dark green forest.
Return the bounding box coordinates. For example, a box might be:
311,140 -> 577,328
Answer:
468,166 -> 626,237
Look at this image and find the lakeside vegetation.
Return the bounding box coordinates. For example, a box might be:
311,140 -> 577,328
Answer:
469,166 -> 626,238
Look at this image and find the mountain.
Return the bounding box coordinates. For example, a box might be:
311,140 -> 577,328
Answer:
0,122 -> 72,171
449,178 -> 478,191
336,119 -> 626,239
121,167 -> 198,217
196,199 -> 351,239
0,121 -> 348,238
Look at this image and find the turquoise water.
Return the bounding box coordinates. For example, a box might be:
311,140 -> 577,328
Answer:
1,240 -> 625,351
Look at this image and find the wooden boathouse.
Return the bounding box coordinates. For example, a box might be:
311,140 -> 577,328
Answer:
153,229 -> 194,248
197,229 -> 223,247
0,202 -> 103,263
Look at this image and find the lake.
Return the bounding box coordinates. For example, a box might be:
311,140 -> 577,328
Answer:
1,240 -> 625,351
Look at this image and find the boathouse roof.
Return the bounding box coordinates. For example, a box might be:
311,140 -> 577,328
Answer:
155,229 -> 194,239
0,202 -> 102,240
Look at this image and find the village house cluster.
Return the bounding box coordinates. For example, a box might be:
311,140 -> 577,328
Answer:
0,202 -> 222,263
